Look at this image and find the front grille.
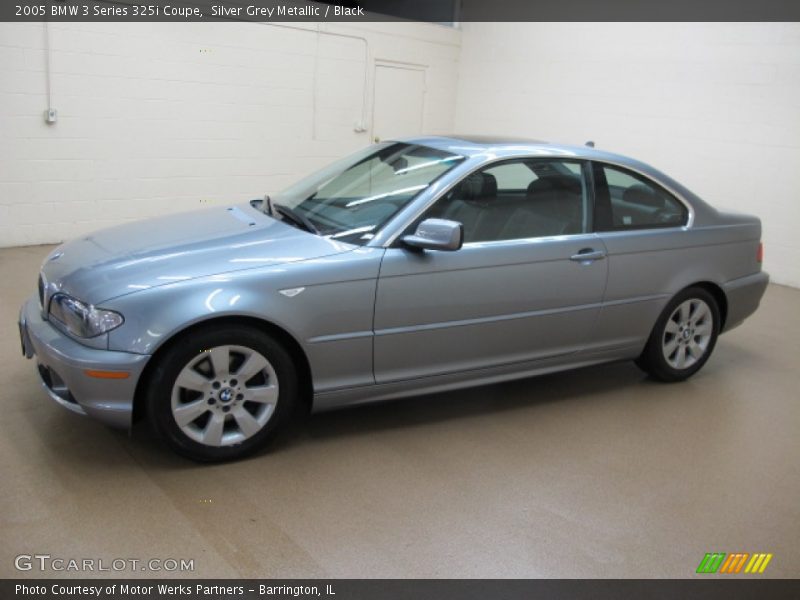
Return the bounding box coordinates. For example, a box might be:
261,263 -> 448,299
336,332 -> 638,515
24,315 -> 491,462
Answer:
37,363 -> 78,404
37,362 -> 52,387
37,274 -> 44,307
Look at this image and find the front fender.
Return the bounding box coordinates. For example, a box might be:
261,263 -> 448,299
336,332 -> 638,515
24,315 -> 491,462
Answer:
106,248 -> 384,392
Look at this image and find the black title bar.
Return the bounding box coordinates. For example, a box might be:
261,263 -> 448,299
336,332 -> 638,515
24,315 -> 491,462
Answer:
4,0 -> 800,22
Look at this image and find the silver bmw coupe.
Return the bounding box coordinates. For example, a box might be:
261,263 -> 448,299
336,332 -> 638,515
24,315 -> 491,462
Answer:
19,136 -> 768,460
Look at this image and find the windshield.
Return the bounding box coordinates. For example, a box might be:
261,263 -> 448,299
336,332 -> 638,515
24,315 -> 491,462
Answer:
269,142 -> 465,245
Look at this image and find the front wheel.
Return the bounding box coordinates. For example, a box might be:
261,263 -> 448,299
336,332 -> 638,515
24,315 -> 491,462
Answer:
635,287 -> 720,382
146,324 -> 298,461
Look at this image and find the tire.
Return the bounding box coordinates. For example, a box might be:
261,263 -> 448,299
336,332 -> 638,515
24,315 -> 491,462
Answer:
635,286 -> 720,382
145,323 -> 298,462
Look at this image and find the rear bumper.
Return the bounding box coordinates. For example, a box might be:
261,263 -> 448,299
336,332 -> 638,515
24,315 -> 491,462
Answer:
18,296 -> 148,429
722,271 -> 769,333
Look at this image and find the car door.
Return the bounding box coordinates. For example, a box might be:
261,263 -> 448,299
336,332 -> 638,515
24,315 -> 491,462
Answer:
372,158 -> 609,384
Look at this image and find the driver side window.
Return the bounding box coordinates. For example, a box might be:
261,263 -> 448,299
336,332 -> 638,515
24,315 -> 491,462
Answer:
425,159 -> 589,243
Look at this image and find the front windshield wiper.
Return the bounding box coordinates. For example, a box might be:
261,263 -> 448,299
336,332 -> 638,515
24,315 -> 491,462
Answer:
265,194 -> 274,217
251,194 -> 273,216
273,203 -> 319,235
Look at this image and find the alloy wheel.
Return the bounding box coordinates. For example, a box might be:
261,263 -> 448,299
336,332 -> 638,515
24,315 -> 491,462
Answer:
170,345 -> 279,447
661,299 -> 714,370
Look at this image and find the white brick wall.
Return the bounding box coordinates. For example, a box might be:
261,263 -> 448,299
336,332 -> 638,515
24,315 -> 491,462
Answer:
3,21 -> 799,288
0,20 -> 460,245
455,22 -> 800,288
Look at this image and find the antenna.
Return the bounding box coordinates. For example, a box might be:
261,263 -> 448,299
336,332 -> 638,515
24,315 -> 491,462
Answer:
585,140 -> 595,148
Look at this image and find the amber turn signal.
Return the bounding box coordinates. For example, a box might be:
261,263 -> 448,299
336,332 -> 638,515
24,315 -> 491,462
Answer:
83,370 -> 130,379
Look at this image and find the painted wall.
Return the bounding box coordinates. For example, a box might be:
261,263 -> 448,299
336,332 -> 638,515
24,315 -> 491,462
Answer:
0,20 -> 460,245
3,20 -> 799,287
455,22 -> 800,287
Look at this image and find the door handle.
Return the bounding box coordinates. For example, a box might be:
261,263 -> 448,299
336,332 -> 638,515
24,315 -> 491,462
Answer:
569,248 -> 606,262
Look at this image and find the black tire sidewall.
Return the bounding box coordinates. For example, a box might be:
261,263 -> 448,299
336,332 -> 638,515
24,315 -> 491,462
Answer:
146,324 -> 298,462
640,287 -> 721,382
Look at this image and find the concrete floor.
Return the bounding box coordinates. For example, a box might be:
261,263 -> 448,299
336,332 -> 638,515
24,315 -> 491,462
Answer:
0,244 -> 798,579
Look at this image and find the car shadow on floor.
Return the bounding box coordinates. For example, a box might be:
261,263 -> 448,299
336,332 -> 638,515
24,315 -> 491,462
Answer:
21,358 -> 678,469
122,359 -> 662,467
302,360 -> 648,440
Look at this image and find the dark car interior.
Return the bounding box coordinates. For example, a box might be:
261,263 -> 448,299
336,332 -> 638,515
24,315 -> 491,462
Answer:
428,160 -> 587,242
592,163 -> 688,231
427,159 -> 688,242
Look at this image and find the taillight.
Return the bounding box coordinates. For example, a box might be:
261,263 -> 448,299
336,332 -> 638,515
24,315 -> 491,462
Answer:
756,242 -> 764,263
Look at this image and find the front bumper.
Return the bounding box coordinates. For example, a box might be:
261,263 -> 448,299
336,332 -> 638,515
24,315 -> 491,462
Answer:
18,296 -> 148,429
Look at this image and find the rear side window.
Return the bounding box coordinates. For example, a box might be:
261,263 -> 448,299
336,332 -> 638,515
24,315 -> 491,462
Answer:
593,164 -> 688,231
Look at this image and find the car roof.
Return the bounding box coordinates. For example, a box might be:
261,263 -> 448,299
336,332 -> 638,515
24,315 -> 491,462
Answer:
391,134 -> 619,161
435,134 -> 549,145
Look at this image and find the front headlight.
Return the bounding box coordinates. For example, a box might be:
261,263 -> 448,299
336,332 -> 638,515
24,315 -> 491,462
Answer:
48,294 -> 124,338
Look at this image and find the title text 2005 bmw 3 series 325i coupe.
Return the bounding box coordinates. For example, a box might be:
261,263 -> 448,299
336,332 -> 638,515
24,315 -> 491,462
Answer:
19,136 -> 768,461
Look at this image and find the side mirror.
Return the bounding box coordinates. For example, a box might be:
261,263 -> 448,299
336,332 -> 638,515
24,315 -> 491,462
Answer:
402,218 -> 463,252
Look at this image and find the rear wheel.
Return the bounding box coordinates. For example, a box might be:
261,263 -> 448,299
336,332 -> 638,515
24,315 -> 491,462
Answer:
636,287 -> 720,382
146,324 -> 298,461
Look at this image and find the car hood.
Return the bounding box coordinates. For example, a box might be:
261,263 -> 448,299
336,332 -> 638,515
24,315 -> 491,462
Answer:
40,203 -> 354,304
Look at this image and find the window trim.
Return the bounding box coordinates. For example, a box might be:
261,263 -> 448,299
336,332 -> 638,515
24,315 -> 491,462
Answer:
381,155 -> 695,248
390,156 -> 594,247
589,160 -> 693,233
